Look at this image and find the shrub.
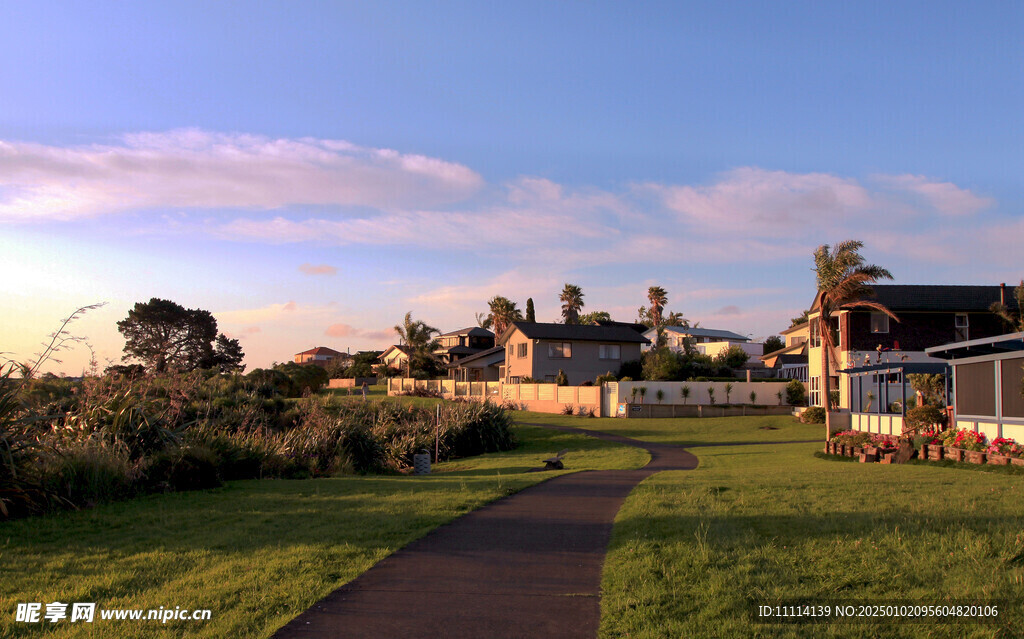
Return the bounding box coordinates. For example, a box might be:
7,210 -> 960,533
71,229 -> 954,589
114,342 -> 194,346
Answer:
145,444 -> 222,492
40,439 -> 139,509
595,372 -> 617,384
555,370 -> 569,386
617,360 -> 643,380
801,406 -> 826,424
578,406 -> 593,418
785,379 -> 806,406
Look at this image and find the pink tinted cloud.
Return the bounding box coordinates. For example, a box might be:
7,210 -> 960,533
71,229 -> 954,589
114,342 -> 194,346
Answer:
872,174 -> 993,216
0,129 -> 483,220
299,263 -> 337,275
325,323 -> 393,341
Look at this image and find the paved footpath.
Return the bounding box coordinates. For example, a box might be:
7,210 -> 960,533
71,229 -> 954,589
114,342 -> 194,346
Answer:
273,424 -> 699,639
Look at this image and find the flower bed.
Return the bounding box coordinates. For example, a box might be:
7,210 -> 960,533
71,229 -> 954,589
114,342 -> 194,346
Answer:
827,428 -> 1024,469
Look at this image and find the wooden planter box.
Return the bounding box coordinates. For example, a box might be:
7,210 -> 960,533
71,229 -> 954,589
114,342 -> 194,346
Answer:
927,445 -> 945,461
965,450 -> 987,464
918,445 -> 928,459
853,446 -> 863,458
944,447 -> 964,462
1011,457 -> 1024,467
988,454 -> 1011,466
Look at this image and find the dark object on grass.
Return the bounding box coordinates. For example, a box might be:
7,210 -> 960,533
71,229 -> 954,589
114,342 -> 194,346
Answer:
543,449 -> 569,470
895,439 -> 916,464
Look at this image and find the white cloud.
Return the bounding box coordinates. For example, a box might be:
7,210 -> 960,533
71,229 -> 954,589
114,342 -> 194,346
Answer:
872,174 -> 993,216
644,167 -> 876,234
0,129 -> 483,220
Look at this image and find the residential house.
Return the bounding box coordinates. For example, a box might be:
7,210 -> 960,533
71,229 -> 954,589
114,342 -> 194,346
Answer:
926,332 -> 1024,442
498,322 -> 650,385
377,344 -> 413,374
643,326 -> 763,361
807,284 -> 1018,410
293,346 -> 347,368
434,327 -> 495,365
450,345 -> 505,382
760,322 -> 809,382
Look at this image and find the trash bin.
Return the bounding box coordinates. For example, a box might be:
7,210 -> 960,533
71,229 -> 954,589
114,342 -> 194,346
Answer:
413,450 -> 431,475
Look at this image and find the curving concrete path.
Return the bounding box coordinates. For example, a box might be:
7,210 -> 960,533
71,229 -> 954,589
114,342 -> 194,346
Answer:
272,423 -> 698,639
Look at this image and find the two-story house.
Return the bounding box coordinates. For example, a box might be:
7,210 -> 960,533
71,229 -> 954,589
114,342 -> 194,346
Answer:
498,322 -> 650,385
807,284 -> 1018,409
760,322 -> 810,382
643,326 -> 763,362
434,327 -> 495,365
294,346 -> 348,369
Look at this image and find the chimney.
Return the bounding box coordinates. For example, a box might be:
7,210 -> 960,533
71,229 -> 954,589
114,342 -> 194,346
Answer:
1001,283 -> 1006,306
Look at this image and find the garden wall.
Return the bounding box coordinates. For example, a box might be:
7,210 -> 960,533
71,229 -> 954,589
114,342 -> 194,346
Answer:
615,380 -> 790,407
329,377 -> 378,388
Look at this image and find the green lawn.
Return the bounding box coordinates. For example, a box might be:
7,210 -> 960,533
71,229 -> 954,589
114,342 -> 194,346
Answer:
518,412 -> 821,446
0,423 -> 648,638
600,442 -> 1024,638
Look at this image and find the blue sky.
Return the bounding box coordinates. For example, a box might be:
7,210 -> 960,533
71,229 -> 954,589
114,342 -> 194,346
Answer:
2,1 -> 1021,373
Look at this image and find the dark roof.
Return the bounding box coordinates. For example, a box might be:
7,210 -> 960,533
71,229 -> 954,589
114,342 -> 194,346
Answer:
594,319 -> 649,334
449,345 -> 505,367
861,285 -> 1019,312
438,345 -> 481,356
656,326 -> 750,341
760,342 -> 806,361
926,331 -> 1024,360
437,326 -> 494,338
295,346 -> 343,356
378,344 -> 412,359
501,322 -> 651,344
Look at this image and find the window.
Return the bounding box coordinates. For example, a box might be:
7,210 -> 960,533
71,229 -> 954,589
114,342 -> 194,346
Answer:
516,343 -> 527,358
809,376 -> 821,407
870,313 -> 889,334
548,342 -> 572,358
955,314 -> 969,341
599,344 -> 621,360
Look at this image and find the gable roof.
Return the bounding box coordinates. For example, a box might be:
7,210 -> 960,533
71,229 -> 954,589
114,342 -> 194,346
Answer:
499,322 -> 651,345
437,326 -> 494,338
295,346 -> 344,357
653,326 -> 750,341
378,344 -> 412,360
449,345 -> 505,367
811,285 -> 1019,314
594,319 -> 649,334
760,342 -> 807,362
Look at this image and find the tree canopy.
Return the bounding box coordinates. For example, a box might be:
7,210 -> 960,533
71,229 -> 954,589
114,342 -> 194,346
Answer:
485,296 -> 523,337
117,298 -> 242,373
559,284 -> 585,324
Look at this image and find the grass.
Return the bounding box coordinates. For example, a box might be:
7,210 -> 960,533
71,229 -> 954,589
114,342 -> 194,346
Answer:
517,412 -> 821,446
0,422 -> 647,638
600,442 -> 1024,638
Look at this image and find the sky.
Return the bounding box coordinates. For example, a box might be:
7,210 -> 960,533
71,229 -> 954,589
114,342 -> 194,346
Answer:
1,1 -> 1022,374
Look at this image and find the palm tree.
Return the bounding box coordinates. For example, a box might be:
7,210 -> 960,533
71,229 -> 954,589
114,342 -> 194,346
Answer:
394,312 -> 440,376
647,286 -> 667,327
990,280 -> 1024,332
559,284 -> 585,324
486,296 -> 522,338
813,240 -> 896,440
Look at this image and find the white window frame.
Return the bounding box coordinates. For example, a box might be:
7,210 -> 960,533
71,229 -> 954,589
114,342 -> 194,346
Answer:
955,313 -> 969,341
516,343 -> 527,358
